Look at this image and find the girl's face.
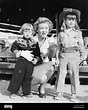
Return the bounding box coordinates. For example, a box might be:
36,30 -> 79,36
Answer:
37,22 -> 49,38
23,27 -> 33,39
65,15 -> 77,28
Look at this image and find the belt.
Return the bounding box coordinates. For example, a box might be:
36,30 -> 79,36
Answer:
61,46 -> 79,53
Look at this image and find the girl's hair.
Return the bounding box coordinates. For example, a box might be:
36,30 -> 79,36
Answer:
34,17 -> 53,32
60,18 -> 80,31
19,23 -> 35,35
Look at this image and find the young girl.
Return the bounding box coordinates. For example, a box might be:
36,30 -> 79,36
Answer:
33,17 -> 56,98
54,8 -> 84,102
7,23 -> 41,99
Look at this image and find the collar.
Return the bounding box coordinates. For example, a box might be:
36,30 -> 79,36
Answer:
65,28 -> 76,32
23,36 -> 32,41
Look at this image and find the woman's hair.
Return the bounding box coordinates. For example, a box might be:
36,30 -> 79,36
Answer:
19,23 -> 35,35
60,18 -> 80,31
34,17 -> 53,32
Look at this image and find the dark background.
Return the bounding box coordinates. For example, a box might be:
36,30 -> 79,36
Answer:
0,0 -> 87,29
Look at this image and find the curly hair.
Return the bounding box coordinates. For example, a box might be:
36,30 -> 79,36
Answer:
34,17 -> 53,32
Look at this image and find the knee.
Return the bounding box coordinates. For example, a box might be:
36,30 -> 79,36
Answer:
68,70 -> 72,75
50,65 -> 55,71
40,75 -> 47,84
60,70 -> 67,75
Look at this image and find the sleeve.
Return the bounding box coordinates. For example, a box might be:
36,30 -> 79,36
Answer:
57,32 -> 64,53
10,41 -> 19,53
35,42 -> 43,64
34,42 -> 40,56
77,31 -> 85,57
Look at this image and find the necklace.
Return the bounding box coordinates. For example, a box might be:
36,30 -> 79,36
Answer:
38,38 -> 46,48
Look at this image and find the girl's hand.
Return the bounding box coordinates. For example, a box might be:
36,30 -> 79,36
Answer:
55,58 -> 59,65
20,50 -> 34,61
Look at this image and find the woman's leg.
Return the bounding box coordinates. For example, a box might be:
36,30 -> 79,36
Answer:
40,75 -> 47,92
38,75 -> 47,98
38,64 -> 55,97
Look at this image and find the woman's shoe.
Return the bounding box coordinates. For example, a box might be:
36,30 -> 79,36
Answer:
38,92 -> 46,98
38,85 -> 46,98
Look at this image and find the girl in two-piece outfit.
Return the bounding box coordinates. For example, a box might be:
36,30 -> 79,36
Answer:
54,8 -> 84,102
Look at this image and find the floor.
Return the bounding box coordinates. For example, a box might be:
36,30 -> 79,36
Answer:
0,80 -> 88,103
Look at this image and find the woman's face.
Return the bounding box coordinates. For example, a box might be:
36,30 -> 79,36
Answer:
37,22 -> 49,38
23,28 -> 33,39
65,15 -> 77,28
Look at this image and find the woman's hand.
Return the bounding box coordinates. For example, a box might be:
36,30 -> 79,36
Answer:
40,53 -> 47,61
31,58 -> 38,64
55,58 -> 59,66
15,51 -> 22,58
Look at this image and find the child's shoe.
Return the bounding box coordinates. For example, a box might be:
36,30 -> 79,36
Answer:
53,92 -> 63,100
70,94 -> 79,102
23,93 -> 33,98
9,94 -> 17,99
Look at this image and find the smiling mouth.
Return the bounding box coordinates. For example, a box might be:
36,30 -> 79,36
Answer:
70,22 -> 74,24
42,33 -> 47,35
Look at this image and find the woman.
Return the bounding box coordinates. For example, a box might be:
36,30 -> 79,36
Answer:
7,23 -> 41,99
32,17 -> 57,98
